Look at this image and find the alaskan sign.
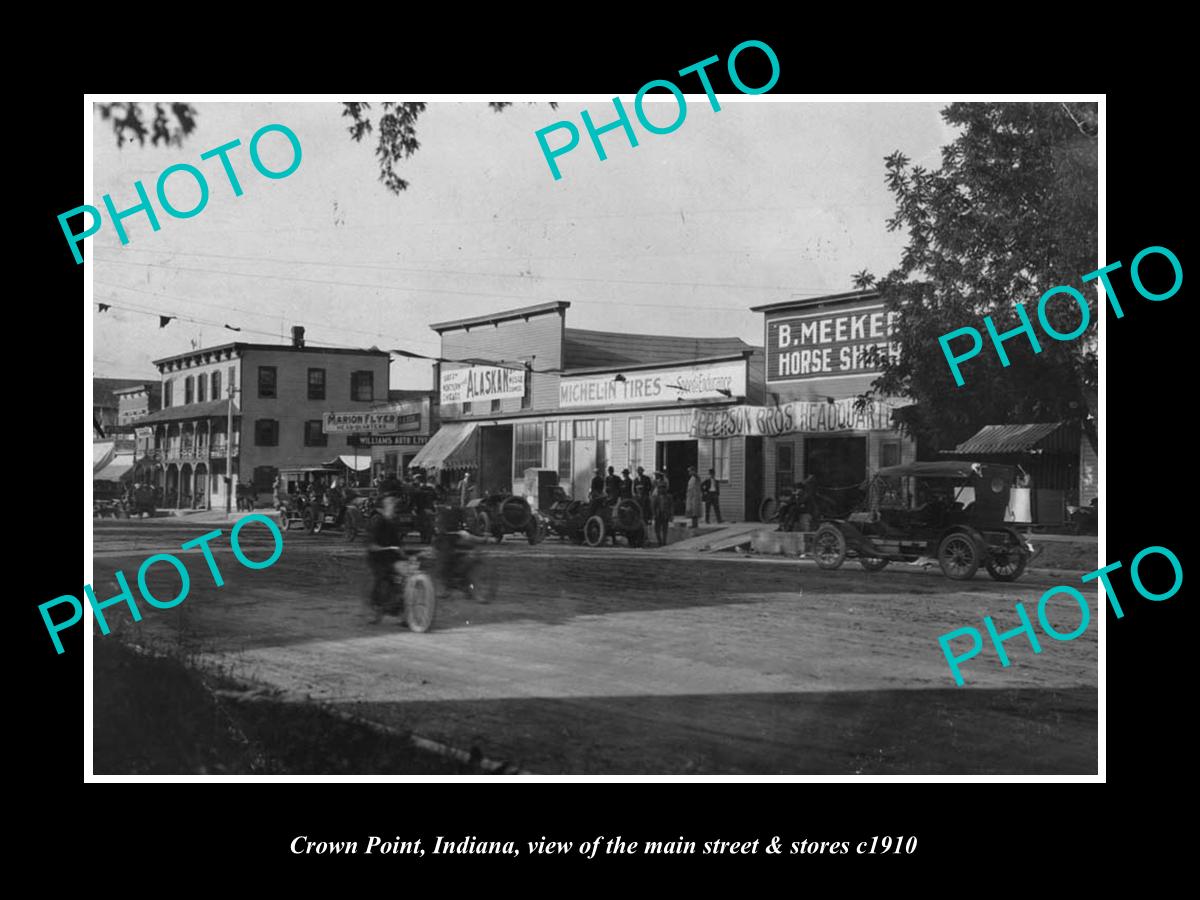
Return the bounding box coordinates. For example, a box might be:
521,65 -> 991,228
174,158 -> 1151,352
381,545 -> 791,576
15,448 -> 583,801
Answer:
441,366 -> 526,405
348,434 -> 430,447
559,362 -> 747,409
322,411 -> 405,434
690,399 -> 899,437
766,302 -> 901,383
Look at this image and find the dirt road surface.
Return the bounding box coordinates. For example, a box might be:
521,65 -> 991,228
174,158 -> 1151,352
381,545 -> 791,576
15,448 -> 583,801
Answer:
90,520 -> 1098,774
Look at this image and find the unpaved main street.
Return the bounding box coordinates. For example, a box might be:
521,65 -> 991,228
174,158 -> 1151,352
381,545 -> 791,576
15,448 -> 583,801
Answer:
91,519 -> 1098,774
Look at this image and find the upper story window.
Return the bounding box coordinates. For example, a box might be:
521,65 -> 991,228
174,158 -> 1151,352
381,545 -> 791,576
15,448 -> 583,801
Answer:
304,420 -> 327,447
163,379 -> 173,408
254,419 -> 279,446
184,376 -> 194,405
351,370 -> 374,402
308,368 -> 326,401
197,374 -> 207,403
211,370 -> 222,400
462,401 -> 472,415
258,366 -> 277,399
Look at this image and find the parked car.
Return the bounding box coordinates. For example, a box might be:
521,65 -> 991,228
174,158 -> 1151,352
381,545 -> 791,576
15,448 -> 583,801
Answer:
810,460 -> 1039,581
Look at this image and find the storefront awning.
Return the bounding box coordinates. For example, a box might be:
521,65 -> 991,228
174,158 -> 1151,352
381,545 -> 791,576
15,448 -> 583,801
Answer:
93,441 -> 116,474
323,454 -> 373,472
95,452 -> 136,482
951,423 -> 1073,454
409,421 -> 479,471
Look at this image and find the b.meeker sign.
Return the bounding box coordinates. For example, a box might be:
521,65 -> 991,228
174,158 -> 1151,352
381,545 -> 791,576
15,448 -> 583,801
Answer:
559,362 -> 747,409
691,399 -> 900,437
441,366 -> 526,405
766,301 -> 900,383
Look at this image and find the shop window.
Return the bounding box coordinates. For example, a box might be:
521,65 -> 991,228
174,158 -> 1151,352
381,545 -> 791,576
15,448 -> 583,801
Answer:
351,370 -> 374,401
255,419 -> 279,446
211,370 -> 221,400
184,376 -> 194,405
628,417 -> 643,471
258,366 -> 277,398
544,421 -> 559,476
308,368 -> 326,400
557,422 -> 573,486
710,438 -> 730,481
197,375 -> 207,403
573,420 -> 595,439
597,418 -> 610,473
881,440 -> 901,469
655,413 -> 692,435
304,420 -> 327,447
513,422 -> 544,478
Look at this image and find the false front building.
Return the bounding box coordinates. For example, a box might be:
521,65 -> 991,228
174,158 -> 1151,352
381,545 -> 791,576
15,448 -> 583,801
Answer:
411,301 -> 766,520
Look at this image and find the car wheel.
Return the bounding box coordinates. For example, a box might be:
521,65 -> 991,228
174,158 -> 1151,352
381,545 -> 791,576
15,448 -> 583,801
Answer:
759,497 -> 778,523
812,524 -> 846,569
584,515 -> 606,547
302,507 -> 317,533
938,532 -> 980,580
985,530 -> 1028,582
404,574 -> 437,633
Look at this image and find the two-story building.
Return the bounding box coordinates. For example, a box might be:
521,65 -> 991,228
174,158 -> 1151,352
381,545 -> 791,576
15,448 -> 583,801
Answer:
745,289 -> 916,505
133,327 -> 390,509
411,301 -> 766,520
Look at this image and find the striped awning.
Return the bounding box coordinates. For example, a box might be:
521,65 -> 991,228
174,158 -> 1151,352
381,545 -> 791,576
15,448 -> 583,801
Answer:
409,421 -> 479,472
952,423 -> 1072,454
95,451 -> 136,482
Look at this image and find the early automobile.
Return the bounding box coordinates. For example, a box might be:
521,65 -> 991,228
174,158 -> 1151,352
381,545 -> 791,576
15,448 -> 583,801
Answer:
275,465 -> 370,540
581,495 -> 648,548
463,492 -> 542,544
351,482 -> 437,544
809,460 -> 1038,581
538,487 -> 591,543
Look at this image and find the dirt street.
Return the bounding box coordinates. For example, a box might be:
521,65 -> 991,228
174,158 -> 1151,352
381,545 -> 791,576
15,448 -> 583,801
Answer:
90,520 -> 1098,774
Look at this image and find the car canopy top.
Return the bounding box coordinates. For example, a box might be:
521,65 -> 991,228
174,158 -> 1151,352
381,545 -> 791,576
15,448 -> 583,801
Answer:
875,461 -> 987,479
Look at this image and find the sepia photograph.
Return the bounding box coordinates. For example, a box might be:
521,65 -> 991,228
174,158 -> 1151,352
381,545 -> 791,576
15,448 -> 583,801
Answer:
84,95 -> 1100,776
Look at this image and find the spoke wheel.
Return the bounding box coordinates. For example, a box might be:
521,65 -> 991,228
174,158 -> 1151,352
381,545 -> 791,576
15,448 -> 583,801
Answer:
759,497 -> 778,523
404,574 -> 437,633
583,515 -> 606,547
938,533 -> 980,581
986,530 -> 1028,582
812,524 -> 846,570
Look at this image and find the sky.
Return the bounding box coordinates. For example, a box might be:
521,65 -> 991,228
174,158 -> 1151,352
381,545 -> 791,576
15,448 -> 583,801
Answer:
90,99 -> 957,389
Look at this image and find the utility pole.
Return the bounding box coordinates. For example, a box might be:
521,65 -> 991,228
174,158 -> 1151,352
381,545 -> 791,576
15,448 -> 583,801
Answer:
225,380 -> 237,517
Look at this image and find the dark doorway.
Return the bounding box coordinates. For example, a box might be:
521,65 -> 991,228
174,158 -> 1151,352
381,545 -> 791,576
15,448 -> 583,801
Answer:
657,439 -> 698,514
479,425 -> 513,495
805,436 -> 867,516
745,436 -> 763,520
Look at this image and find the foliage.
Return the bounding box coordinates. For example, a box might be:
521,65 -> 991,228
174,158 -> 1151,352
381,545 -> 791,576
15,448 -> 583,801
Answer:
97,103 -> 198,148
859,102 -> 1099,449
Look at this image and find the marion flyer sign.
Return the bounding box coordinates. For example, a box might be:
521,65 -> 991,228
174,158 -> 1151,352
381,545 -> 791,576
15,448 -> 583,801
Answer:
691,399 -> 900,437
322,410 -> 404,434
440,365 -> 526,405
765,299 -> 901,382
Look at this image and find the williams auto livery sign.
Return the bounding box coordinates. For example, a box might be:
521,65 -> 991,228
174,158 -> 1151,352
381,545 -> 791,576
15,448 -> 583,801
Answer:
559,362 -> 747,409
440,366 -> 526,405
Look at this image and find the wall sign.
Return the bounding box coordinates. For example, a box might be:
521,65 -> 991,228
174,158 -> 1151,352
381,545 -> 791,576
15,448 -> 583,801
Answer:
765,301 -> 900,382
441,366 -> 526,404
690,399 -> 899,437
559,361 -> 746,408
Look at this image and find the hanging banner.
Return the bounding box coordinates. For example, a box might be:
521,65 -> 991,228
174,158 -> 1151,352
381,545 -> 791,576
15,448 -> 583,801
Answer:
440,366 -> 525,404
690,399 -> 900,437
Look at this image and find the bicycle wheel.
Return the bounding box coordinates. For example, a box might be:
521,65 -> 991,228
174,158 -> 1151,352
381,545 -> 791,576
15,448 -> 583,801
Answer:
404,574 -> 437,633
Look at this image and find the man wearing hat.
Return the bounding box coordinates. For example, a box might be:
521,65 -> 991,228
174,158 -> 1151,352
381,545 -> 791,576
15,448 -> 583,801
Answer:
634,466 -> 654,522
620,468 -> 634,499
652,471 -> 673,546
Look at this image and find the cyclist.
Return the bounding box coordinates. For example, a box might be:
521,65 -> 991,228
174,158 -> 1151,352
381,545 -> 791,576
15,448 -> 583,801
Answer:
366,494 -> 406,625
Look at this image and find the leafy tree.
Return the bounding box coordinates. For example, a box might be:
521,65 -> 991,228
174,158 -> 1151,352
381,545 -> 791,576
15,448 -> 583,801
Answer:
858,102 -> 1099,451
97,102 -> 548,193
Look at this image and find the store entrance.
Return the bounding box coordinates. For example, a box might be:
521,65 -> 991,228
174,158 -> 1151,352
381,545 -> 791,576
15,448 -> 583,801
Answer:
805,436 -> 867,517
657,439 -> 698,514
479,425 -> 513,495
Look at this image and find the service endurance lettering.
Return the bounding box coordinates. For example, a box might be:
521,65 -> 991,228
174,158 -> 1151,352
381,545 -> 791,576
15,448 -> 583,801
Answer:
41,515 -> 283,654
58,123 -> 303,264
938,544 -> 1182,686
535,39 -> 780,181
938,245 -> 1183,387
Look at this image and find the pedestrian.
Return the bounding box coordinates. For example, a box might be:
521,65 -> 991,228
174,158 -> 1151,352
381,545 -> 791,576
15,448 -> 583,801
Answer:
652,472 -> 672,546
604,465 -> 622,502
633,466 -> 653,521
620,468 -> 634,498
685,466 -> 702,528
458,470 -> 474,507
590,468 -> 605,499
701,467 -> 723,524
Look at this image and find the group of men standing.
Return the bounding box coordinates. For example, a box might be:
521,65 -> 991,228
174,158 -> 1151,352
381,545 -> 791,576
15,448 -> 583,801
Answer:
585,464 -> 723,545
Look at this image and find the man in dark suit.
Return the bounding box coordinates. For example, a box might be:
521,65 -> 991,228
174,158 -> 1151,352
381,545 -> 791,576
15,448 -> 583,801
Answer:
604,466 -> 622,502
701,468 -> 723,524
